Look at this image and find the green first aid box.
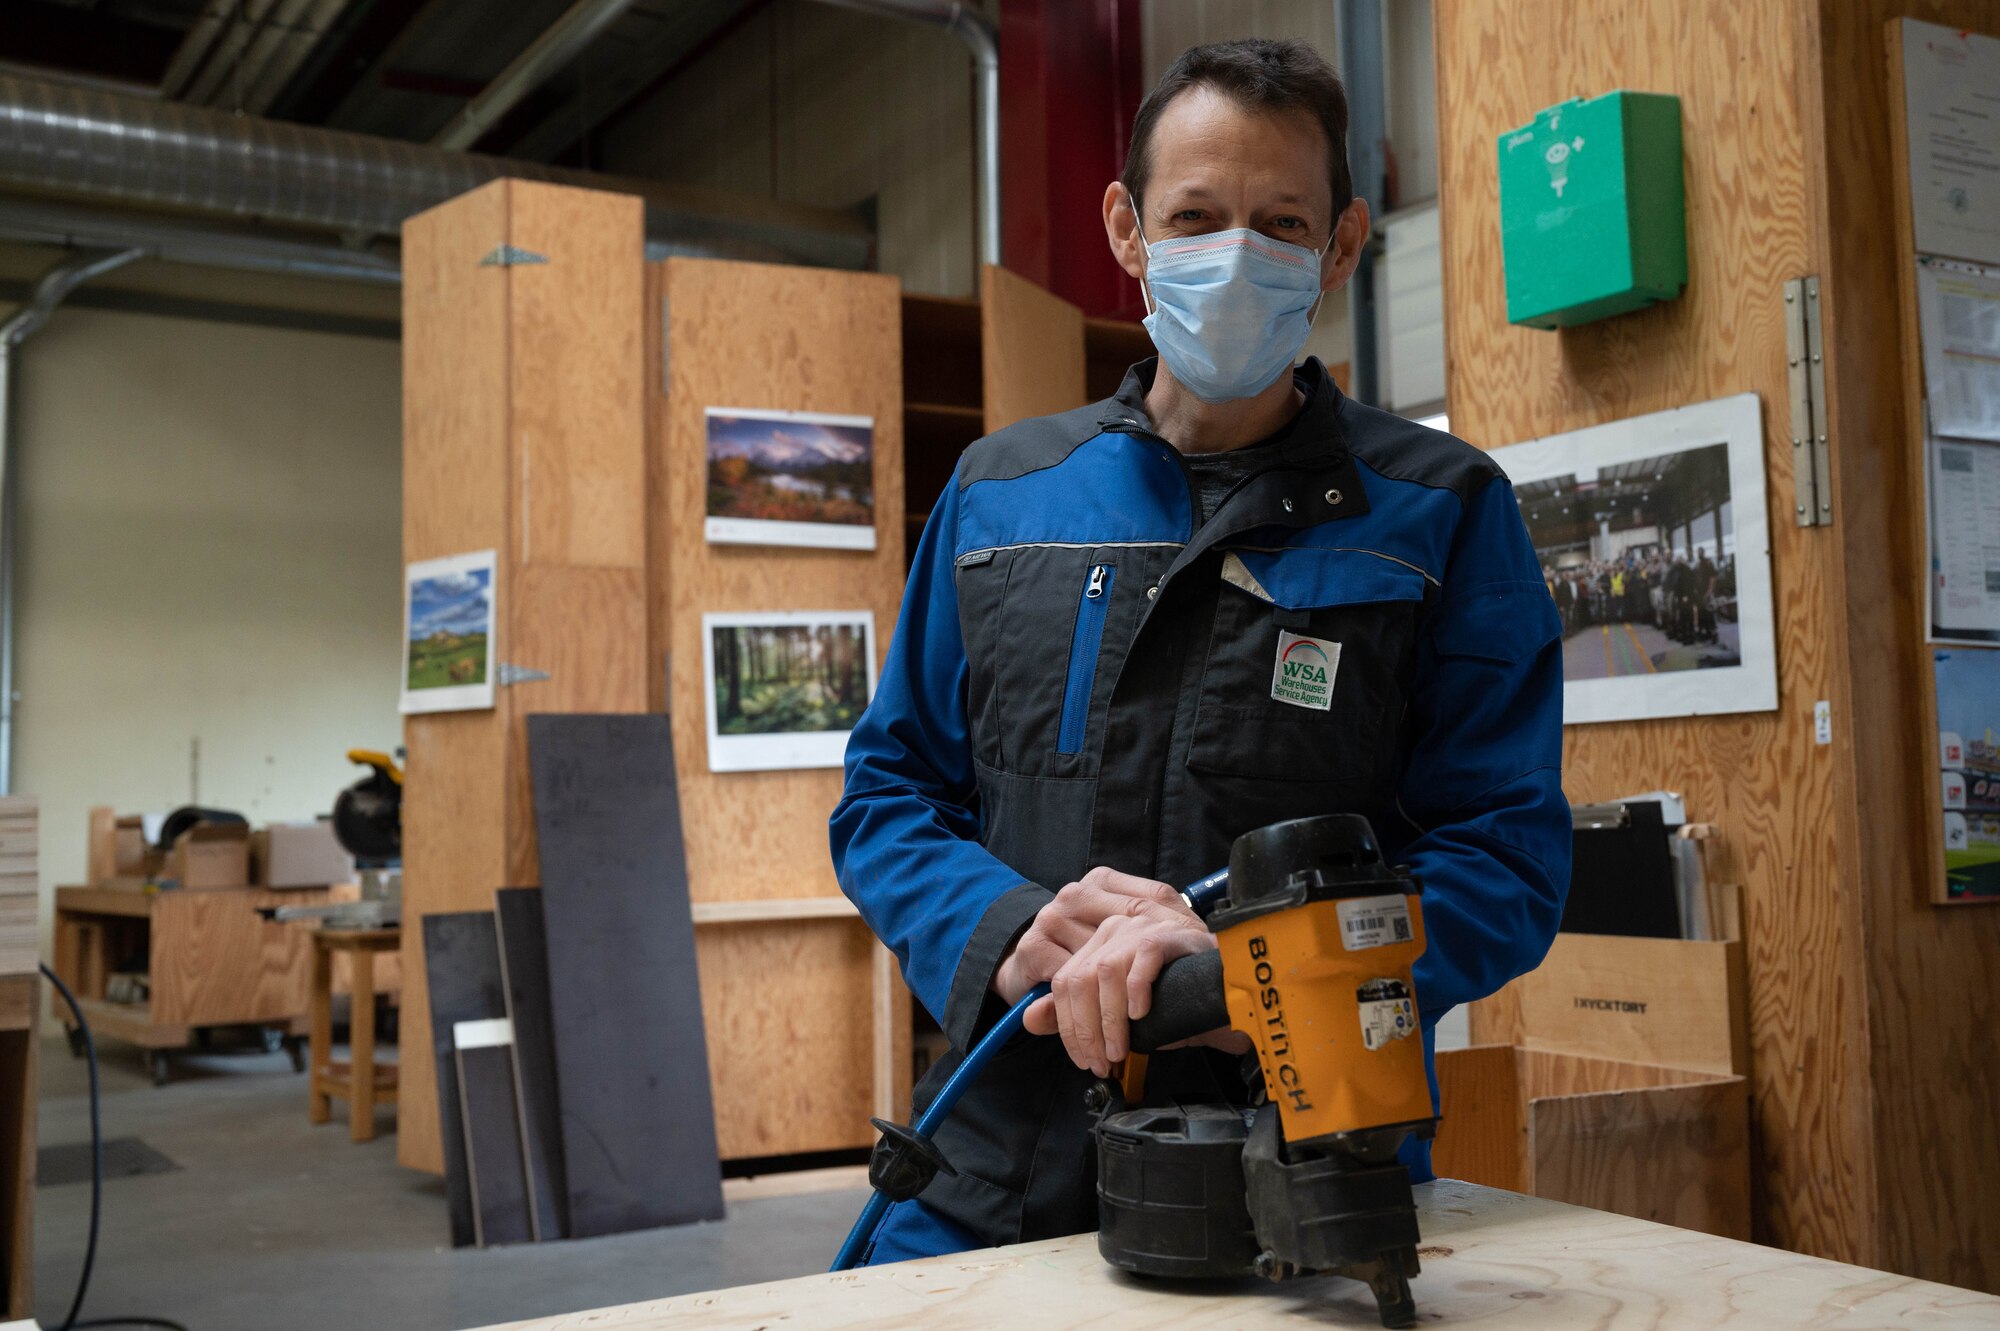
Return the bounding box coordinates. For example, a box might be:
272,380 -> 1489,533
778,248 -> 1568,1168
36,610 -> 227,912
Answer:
1498,91 -> 1686,329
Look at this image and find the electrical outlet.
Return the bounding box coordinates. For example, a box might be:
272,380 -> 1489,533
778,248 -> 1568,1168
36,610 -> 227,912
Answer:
1814,700 -> 1832,745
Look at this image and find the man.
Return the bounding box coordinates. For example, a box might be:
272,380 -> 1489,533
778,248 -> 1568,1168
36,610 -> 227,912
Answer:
831,38 -> 1569,1265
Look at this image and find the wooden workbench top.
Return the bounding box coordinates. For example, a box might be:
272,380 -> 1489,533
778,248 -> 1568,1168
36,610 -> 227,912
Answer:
474,1180 -> 1998,1329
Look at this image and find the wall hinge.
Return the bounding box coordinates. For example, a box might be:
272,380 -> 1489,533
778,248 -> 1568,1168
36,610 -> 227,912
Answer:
480,244 -> 548,268
1784,276 -> 1834,527
497,663 -> 550,686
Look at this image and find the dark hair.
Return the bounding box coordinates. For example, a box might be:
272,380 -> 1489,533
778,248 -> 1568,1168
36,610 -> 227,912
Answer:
1122,38 -> 1353,218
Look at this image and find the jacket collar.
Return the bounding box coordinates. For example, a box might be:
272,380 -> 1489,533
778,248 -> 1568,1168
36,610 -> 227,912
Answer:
1099,356 -> 1350,466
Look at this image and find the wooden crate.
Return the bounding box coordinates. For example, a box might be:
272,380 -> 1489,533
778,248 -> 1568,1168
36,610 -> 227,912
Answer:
1434,933 -> 1752,1240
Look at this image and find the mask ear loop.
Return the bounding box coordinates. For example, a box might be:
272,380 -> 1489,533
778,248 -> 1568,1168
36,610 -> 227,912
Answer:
1306,225 -> 1337,323
1127,186 -> 1156,318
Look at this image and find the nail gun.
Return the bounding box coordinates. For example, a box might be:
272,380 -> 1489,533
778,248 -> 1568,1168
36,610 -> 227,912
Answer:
840,813 -> 1438,1329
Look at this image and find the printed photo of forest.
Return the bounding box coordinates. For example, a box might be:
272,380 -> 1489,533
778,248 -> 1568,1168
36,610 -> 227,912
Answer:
711,621 -> 871,736
706,410 -> 874,529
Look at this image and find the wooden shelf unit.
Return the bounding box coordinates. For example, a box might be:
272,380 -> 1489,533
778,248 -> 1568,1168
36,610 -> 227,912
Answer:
51,884 -> 336,1078
899,273 -> 1151,563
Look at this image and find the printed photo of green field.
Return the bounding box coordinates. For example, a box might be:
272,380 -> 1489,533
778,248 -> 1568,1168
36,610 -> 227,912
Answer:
405,565 -> 492,692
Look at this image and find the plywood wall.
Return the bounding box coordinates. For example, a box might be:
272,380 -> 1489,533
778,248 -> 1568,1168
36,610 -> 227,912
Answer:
1805,0 -> 2000,1293
1437,0 -> 2000,1291
400,181 -> 648,1173
647,257 -> 911,1157
1433,0 -> 1874,1266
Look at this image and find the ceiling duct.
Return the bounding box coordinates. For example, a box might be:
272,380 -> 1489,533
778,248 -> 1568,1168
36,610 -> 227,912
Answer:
0,72 -> 873,270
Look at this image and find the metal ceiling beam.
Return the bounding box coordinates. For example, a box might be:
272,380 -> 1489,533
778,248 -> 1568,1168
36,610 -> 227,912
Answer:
429,0 -> 639,153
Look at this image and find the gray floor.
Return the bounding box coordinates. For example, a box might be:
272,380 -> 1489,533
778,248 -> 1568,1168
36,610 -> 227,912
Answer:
33,1036 -> 867,1331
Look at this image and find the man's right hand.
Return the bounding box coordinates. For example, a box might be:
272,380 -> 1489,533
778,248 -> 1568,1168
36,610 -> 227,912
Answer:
991,866 -> 1202,1005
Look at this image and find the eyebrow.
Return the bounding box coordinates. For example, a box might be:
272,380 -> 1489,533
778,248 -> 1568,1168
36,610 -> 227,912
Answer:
1158,185 -> 1315,209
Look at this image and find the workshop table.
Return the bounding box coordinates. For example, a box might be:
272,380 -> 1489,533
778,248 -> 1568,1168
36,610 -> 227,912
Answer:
472,1180 -> 2000,1330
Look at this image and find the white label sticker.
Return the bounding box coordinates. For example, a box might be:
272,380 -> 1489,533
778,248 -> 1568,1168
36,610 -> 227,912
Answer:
1337,894 -> 1413,951
1271,631 -> 1341,710
1358,979 -> 1418,1051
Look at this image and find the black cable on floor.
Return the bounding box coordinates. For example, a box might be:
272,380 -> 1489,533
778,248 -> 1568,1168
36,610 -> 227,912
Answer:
39,964 -> 190,1331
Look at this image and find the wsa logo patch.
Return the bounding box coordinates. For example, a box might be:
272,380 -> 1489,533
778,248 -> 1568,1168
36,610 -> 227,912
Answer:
1270,630 -> 1341,710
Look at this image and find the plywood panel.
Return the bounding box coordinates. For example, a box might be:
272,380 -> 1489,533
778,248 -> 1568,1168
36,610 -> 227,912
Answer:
652,257 -> 913,1163
655,257 -> 905,903
695,921 -> 879,1158
401,179 -> 649,1174
981,264 -> 1087,433
1530,1077 -> 1752,1241
1434,0 -> 1870,1265
506,186 -> 647,571
468,1179 -> 2000,1331
1478,934 -> 1747,1077
1432,1044 -> 1524,1191
1812,1 -> 2000,1293
401,181 -> 514,1174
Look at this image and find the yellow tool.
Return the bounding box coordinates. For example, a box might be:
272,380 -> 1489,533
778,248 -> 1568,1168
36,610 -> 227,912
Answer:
1101,814 -> 1437,1328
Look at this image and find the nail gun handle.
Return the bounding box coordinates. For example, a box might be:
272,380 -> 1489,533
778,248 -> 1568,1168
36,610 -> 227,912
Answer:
1129,949 -> 1230,1053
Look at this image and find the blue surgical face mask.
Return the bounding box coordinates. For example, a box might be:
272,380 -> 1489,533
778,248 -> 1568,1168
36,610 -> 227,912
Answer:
1136,212 -> 1330,404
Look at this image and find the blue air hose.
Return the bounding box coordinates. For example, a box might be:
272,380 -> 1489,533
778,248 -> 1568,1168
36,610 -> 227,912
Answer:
829,867 -> 1232,1271
829,981 -> 1052,1270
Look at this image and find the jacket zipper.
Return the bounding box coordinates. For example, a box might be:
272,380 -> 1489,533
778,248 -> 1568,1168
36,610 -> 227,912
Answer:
1057,563 -> 1115,755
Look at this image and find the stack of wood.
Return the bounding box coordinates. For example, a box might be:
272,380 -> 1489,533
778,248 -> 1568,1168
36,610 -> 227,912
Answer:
425,715 -> 724,1249
0,798 -> 35,978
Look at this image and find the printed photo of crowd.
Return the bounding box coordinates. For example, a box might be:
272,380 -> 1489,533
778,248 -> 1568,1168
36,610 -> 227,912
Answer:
1517,441 -> 1741,681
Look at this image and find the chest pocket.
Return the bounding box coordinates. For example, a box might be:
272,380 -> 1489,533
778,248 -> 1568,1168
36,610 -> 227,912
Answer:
1186,548 -> 1430,785
956,545 -> 1161,774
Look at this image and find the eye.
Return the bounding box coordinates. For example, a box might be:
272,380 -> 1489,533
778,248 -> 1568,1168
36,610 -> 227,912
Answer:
1173,209 -> 1205,223
1268,216 -> 1307,232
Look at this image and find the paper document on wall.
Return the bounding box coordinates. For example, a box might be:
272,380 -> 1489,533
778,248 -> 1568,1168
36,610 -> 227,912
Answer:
1918,260 -> 2000,441
1899,20 -> 2000,267
1929,437 -> 2000,635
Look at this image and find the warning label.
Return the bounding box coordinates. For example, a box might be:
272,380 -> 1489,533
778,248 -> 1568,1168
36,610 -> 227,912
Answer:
1357,977 -> 1417,1051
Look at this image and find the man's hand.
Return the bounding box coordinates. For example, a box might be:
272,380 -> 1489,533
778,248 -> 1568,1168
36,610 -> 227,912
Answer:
992,867 -> 1248,1077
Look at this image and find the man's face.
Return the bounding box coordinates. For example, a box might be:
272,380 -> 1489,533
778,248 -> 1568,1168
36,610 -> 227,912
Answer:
1103,86 -> 1369,301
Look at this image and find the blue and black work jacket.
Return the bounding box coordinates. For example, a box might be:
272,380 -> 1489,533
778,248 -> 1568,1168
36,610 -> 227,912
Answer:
831,357 -> 1570,1247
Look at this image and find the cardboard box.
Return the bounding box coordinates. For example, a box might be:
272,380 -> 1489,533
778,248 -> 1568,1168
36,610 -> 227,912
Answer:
113,815 -> 164,880
163,823 -> 250,890
252,821 -> 355,889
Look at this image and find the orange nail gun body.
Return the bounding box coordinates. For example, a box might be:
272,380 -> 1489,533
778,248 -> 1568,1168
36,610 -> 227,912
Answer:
1098,814 -> 1437,1328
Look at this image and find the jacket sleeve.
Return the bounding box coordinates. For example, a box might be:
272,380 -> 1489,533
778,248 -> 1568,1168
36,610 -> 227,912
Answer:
1394,474 -> 1570,1020
830,472 -> 1051,1049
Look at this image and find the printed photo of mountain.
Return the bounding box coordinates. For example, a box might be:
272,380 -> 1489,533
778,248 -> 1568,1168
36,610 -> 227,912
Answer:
401,551 -> 496,713
704,408 -> 877,550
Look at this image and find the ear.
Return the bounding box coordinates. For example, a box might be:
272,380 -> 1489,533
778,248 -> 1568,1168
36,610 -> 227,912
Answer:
1319,197 -> 1373,294
1103,182 -> 1147,282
